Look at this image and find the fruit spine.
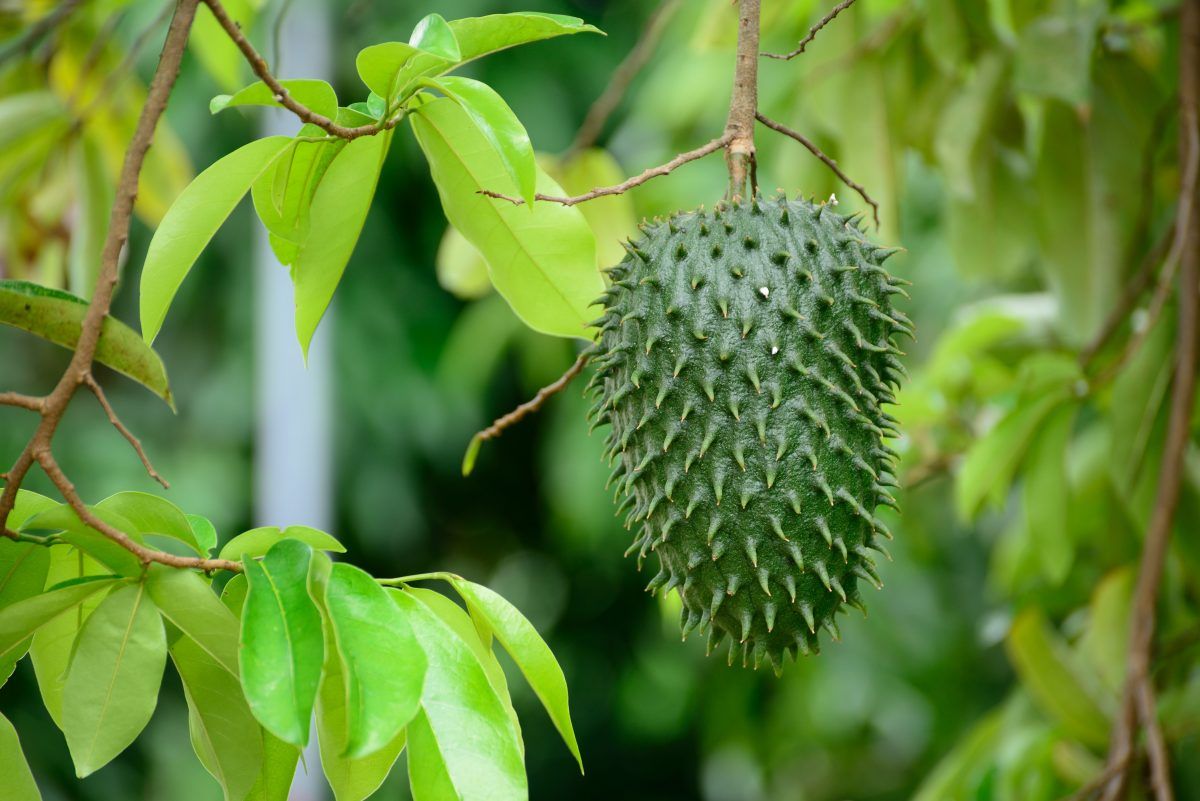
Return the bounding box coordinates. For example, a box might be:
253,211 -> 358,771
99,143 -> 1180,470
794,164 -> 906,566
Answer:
586,195 -> 910,672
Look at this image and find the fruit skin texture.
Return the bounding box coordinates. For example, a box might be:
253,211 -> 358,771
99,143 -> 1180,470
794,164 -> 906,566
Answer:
587,196 -> 910,672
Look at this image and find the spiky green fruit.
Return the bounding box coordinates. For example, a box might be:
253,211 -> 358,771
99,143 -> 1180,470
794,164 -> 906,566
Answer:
587,196 -> 909,673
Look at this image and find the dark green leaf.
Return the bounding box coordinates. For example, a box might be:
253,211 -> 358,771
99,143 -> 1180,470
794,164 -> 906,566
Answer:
0,280 -> 173,407
240,539 -> 324,747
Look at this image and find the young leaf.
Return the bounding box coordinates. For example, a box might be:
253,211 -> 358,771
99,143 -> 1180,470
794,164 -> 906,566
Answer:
95,491 -> 203,555
187,514 -> 219,555
391,590 -> 526,801
251,135 -> 346,264
240,539 -> 324,747
406,709 -> 459,801
0,711 -> 41,801
411,97 -> 601,340
356,42 -> 421,100
292,132 -> 391,358
172,634 -> 264,801
423,76 -> 536,206
450,578 -> 581,770
218,525 -> 346,562
0,280 -> 173,407
140,136 -> 293,344
410,13 -> 461,61
448,13 -> 602,65
211,79 -> 339,120
316,623 -> 408,801
322,563 -> 425,758
62,582 -> 167,777
146,565 -> 240,675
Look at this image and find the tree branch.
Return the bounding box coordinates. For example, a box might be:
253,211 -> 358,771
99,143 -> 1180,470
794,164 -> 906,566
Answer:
471,352 -> 590,446
724,0 -> 760,200
1098,3 -> 1199,798
764,0 -> 860,60
755,112 -> 881,227
480,135 -> 731,206
0,393 -> 44,412
202,0 -> 393,140
83,373 -> 169,490
567,0 -> 683,157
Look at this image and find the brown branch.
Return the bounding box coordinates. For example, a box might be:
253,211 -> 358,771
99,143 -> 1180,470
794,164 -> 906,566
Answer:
725,0 -> 760,200
83,374 -> 169,490
764,0 -> 860,60
0,393 -> 44,412
202,0 -> 392,140
1099,4 -> 1199,797
567,0 -> 683,157
0,0 -> 239,574
480,135 -> 731,206
755,112 -> 881,227
472,352 -> 590,446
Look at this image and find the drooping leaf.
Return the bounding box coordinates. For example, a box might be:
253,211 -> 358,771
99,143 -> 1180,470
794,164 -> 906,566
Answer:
190,0 -> 253,92
240,539 -> 324,747
211,79 -> 339,120
245,732 -> 300,801
69,135 -> 113,298
450,578 -> 581,770
411,97 -> 601,340
436,225 -> 492,300
448,13 -> 602,64
218,525 -> 346,562
292,131 -> 391,358
251,134 -> 346,265
356,42 -> 421,100
173,634 -> 264,801
0,280 -> 173,407
147,565 -> 240,675
62,582 -> 167,776
322,563 -> 425,758
0,711 -> 41,801
22,504 -> 144,577
0,574 -> 118,667
391,589 -> 526,801
140,136 -> 293,344
95,491 -> 202,556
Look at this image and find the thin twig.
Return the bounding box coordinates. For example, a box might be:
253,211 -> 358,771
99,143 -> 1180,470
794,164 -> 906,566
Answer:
567,0 -> 683,157
0,393 -> 44,412
0,0 -> 83,66
480,135 -> 731,206
202,0 -> 393,140
472,352 -> 590,446
755,112 -> 880,227
83,373 -> 169,489
764,0 -> 860,60
1099,4 -> 1199,797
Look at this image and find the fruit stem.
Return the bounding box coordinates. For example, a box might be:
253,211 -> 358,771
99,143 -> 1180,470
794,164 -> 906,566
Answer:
724,0 -> 760,201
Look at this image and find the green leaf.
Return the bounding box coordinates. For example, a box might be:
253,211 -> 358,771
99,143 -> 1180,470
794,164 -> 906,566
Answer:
29,549 -> 111,728
69,135 -> 113,298
450,578 -> 580,770
246,731 -> 300,801
63,582 -> 167,776
356,42 -> 421,99
95,491 -> 202,555
251,135 -> 347,265
187,514 -> 219,555
436,225 -> 493,301
549,149 -> 638,271
424,76 -> 536,206
410,14 -> 461,61
22,504 -> 144,577
411,97 -> 601,340
139,136 -> 293,344
1021,403 -> 1078,584
316,623 -> 408,801
392,589 -> 526,801
0,711 -> 41,801
190,0 -> 252,92
0,574 -> 118,670
292,132 -> 391,358
146,565 -> 240,675
240,539 -> 324,747
1078,568 -> 1133,694
448,13 -> 602,64
218,525 -> 346,562
1013,11 -> 1100,107
0,280 -> 173,407
323,563 -> 424,758
211,79 -> 339,120
173,634 -> 264,801
1006,608 -> 1112,748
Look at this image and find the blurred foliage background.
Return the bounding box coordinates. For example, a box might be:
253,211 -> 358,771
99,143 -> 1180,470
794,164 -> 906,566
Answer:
2,0 -> 1199,799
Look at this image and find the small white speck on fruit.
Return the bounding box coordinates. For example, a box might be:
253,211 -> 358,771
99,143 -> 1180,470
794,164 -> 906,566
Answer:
759,286 -> 770,298
771,346 -> 779,355
828,193 -> 839,206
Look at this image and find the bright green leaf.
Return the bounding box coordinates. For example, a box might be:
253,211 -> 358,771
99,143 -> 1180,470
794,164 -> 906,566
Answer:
245,731 -> 300,801
240,539 -> 324,747
450,578 -> 579,769
410,14 -> 461,61
63,582 -> 167,776
292,132 -> 391,358
218,525 -> 346,562
411,97 -> 601,340
356,42 -> 421,99
96,491 -> 202,555
211,79 -> 338,120
187,514 -> 219,555
0,711 -> 41,801
448,13 -> 602,64
549,148 -> 638,271
0,280 -> 173,407
140,136 -> 293,344
0,574 -> 118,668
147,565 -> 240,675
22,504 -> 144,577
436,225 -> 492,301
406,708 -> 458,801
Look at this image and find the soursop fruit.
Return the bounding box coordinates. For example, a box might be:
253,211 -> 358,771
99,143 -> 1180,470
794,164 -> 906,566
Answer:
586,196 -> 910,672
